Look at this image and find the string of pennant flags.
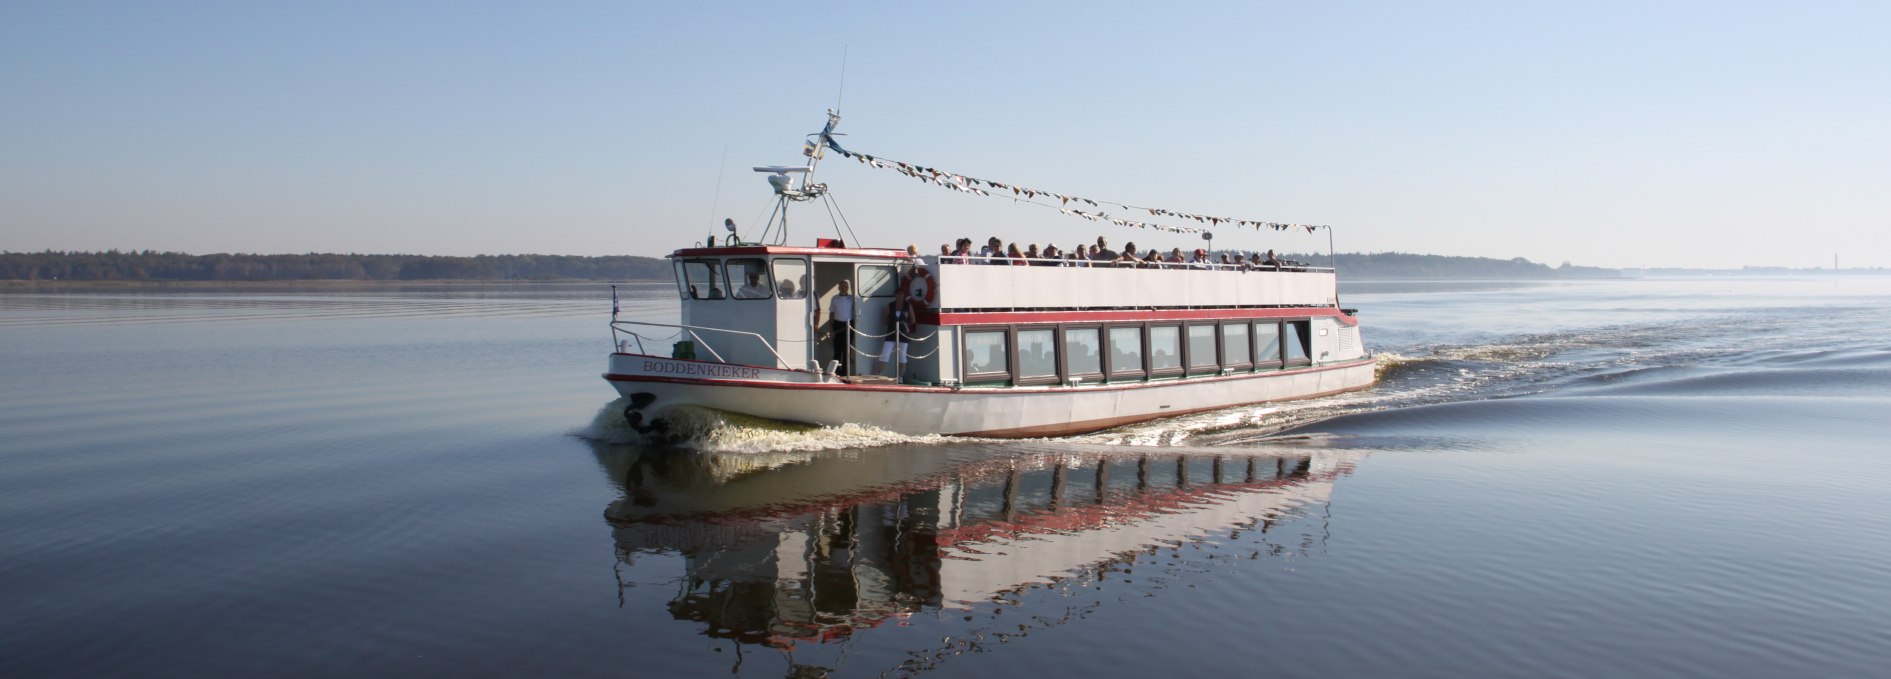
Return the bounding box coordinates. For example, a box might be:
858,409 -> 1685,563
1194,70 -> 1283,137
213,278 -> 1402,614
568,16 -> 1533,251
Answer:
814,135 -> 1329,236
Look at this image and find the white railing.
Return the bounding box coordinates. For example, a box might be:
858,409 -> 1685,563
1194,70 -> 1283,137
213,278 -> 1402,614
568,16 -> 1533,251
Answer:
610,320 -> 797,370
926,253 -> 1333,272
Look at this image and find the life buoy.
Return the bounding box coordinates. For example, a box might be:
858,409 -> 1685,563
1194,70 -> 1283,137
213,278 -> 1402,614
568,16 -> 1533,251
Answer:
898,266 -> 937,307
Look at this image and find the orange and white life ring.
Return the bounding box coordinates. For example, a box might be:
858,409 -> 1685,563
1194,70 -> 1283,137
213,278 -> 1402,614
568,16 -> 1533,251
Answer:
898,266 -> 937,307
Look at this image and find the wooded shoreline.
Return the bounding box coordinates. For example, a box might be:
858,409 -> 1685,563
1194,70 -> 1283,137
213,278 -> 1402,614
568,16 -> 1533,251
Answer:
3,250 -> 1630,282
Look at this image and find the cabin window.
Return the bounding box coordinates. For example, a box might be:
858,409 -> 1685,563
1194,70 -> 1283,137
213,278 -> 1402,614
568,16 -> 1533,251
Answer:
1284,320 -> 1312,365
1107,326 -> 1145,380
1222,322 -> 1251,370
1255,322 -> 1283,368
680,260 -> 725,300
1149,325 -> 1182,377
672,261 -> 688,299
1016,328 -> 1059,384
858,265 -> 899,298
964,330 -> 1010,382
1063,326 -> 1103,380
1186,323 -> 1219,375
724,258 -> 773,300
771,258 -> 808,299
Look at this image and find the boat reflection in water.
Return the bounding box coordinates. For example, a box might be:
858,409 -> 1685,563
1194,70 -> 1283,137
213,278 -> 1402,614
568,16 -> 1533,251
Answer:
593,443 -> 1358,656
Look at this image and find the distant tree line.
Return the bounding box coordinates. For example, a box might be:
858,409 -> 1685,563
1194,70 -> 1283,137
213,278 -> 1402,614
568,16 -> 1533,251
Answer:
1275,251 -> 1621,279
3,249 -> 1621,282
1,250 -> 673,282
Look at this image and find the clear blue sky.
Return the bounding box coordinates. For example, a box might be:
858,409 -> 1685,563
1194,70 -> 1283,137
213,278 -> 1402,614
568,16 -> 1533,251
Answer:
4,1 -> 1886,269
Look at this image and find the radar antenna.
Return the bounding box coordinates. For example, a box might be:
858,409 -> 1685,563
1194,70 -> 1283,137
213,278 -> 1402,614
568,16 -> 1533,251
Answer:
753,110 -> 847,245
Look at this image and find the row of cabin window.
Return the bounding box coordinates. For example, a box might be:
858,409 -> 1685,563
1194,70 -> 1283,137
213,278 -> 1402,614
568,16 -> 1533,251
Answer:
674,258 -> 902,301
962,320 -> 1314,386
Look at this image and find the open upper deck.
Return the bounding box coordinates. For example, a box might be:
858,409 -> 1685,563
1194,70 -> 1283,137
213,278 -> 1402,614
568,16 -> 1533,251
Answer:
667,245 -> 1339,311
931,257 -> 1336,310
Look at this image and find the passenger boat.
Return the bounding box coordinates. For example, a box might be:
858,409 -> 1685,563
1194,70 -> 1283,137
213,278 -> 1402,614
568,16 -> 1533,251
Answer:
604,114 -> 1376,437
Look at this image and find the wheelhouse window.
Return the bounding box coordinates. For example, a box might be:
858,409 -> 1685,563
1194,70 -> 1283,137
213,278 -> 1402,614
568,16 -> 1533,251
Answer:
1255,322 -> 1283,368
681,260 -> 725,300
1284,320 -> 1312,366
771,258 -> 808,299
964,330 -> 1010,383
672,261 -> 688,299
858,264 -> 899,298
724,258 -> 773,300
1063,326 -> 1103,381
1186,323 -> 1219,375
1149,325 -> 1182,377
1107,326 -> 1145,381
1222,322 -> 1252,371
1016,328 -> 1059,385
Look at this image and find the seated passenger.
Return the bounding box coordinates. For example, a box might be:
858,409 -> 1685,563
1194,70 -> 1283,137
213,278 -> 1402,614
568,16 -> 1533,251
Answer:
1006,243 -> 1028,265
735,272 -> 772,299
777,278 -> 799,298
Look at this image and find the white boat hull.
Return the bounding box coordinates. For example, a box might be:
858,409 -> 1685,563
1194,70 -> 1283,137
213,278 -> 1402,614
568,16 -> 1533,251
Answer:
605,353 -> 1376,438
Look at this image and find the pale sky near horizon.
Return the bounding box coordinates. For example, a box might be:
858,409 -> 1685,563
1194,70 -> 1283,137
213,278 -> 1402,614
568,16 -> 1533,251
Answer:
3,1 -> 1886,269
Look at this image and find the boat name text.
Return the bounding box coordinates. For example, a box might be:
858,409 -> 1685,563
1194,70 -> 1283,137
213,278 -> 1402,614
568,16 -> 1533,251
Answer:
642,360 -> 763,380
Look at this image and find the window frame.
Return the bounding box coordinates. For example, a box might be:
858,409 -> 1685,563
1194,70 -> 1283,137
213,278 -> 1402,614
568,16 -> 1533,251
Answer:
961,327 -> 1013,385
1104,324 -> 1147,382
1185,322 -> 1221,376
1012,325 -> 1062,386
1061,325 -> 1105,383
1221,321 -> 1253,372
771,257 -> 808,300
1147,324 -> 1184,379
680,259 -> 725,300
857,264 -> 900,298
1283,319 -> 1313,367
723,258 -> 774,300
1254,320 -> 1285,369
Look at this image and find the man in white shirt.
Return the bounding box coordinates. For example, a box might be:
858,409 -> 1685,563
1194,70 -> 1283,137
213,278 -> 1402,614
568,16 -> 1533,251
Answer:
828,279 -> 856,376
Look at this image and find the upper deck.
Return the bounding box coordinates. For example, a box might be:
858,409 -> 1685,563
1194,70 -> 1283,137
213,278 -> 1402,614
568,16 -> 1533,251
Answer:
931,258 -> 1337,310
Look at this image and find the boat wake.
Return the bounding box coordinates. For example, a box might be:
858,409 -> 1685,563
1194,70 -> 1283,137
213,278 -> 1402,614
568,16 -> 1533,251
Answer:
578,399 -> 952,453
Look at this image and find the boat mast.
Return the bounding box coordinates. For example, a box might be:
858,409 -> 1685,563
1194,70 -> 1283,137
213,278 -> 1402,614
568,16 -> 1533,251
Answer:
753,111 -> 842,245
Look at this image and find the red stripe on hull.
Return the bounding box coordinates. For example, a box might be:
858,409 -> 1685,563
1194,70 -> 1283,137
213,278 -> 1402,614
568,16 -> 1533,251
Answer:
604,356 -> 1375,395
931,307 -> 1359,327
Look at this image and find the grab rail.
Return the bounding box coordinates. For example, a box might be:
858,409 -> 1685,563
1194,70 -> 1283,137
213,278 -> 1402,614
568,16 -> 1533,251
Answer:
610,319 -> 798,371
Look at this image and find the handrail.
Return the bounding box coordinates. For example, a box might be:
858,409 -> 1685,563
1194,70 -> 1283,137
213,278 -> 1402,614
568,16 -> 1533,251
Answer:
932,254 -> 1331,272
610,319 -> 799,370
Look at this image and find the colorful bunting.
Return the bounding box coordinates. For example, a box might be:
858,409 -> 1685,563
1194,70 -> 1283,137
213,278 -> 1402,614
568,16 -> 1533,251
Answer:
831,143 -> 1329,237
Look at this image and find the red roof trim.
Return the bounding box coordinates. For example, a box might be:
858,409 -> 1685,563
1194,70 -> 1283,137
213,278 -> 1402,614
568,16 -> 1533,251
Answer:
934,307 -> 1358,326
671,245 -> 910,260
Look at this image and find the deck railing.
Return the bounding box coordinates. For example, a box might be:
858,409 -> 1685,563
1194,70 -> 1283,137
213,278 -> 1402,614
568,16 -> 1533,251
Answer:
610,319 -> 797,370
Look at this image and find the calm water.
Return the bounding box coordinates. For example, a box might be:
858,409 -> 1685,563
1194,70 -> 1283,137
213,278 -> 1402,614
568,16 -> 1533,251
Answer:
3,277 -> 1889,677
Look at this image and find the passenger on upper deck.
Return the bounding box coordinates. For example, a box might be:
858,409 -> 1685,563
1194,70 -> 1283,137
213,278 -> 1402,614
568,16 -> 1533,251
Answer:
1006,243 -> 1028,266
980,237 -> 1005,264
1090,237 -> 1119,262
948,238 -> 973,264
1263,249 -> 1281,267
1116,243 -> 1145,268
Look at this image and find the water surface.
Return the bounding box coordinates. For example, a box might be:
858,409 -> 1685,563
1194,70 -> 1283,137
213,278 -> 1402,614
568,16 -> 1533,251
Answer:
2,277 -> 1888,677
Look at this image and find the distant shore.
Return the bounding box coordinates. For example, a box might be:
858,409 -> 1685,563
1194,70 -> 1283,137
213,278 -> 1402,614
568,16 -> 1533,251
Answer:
4,250 -> 1880,284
